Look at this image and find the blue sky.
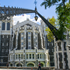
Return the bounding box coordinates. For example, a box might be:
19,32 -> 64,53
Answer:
0,0 -> 58,24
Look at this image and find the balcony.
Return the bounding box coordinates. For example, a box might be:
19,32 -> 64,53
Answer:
38,59 -> 45,61
37,50 -> 44,53
15,50 -> 23,53
26,59 -> 36,61
26,49 -> 36,53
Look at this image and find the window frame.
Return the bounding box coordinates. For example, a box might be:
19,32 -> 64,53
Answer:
7,22 -> 10,30
21,42 -> 23,45
2,22 -> 5,30
28,32 -> 31,35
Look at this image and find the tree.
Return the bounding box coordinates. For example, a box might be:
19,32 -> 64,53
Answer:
45,17 -> 56,42
41,0 -> 70,40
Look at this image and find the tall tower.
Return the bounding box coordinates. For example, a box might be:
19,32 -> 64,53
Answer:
0,17 -> 13,66
41,18 -> 54,67
41,19 -> 47,49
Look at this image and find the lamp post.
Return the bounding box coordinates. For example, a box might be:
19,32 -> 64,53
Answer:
34,7 -> 59,40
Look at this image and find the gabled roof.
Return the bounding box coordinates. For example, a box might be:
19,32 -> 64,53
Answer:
13,19 -> 40,29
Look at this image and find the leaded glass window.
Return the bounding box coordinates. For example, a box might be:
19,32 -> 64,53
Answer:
2,22 -> 5,30
21,54 -> 23,59
28,32 -> 31,34
32,54 -> 34,59
21,42 -> 23,45
28,36 -> 31,39
21,37 -> 23,40
7,22 -> 10,30
29,54 -> 31,59
26,54 -> 28,59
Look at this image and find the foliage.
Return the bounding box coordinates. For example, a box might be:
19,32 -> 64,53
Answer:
41,0 -> 70,40
45,17 -> 56,42
41,0 -> 67,9
55,3 -> 70,40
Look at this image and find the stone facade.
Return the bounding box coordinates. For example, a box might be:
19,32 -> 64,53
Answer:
0,17 -> 13,66
54,34 -> 70,70
8,19 -> 50,67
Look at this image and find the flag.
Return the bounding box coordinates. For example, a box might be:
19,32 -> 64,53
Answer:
22,14 -> 24,16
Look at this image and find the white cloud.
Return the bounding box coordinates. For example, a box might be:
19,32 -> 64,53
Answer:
13,14 -> 41,25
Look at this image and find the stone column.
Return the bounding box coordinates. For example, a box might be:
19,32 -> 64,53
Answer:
54,46 -> 57,69
0,21 -> 2,52
16,32 -> 17,49
24,25 -> 26,48
10,26 -> 13,50
66,33 -> 70,69
5,21 -> 7,31
28,54 -> 29,59
56,42 -> 60,69
13,49 -> 15,67
23,25 -> 26,67
32,26 -> 35,48
61,41 -> 65,69
38,26 -> 43,48
23,48 -> 26,67
31,54 -> 32,59
35,48 -> 38,67
66,46 -> 70,69
16,29 -> 19,49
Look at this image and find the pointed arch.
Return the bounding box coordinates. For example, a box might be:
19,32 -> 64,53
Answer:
40,62 -> 45,67
27,62 -> 35,67
15,62 -> 23,67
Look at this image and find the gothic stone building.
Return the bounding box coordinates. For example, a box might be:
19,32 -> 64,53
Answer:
0,17 -> 55,67
0,17 -> 13,66
0,17 -> 70,69
8,19 -> 50,67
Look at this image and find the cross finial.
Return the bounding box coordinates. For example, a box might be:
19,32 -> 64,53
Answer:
34,0 -> 37,7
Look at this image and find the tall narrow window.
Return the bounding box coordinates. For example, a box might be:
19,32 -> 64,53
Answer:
2,35 -> 4,38
2,22 -> 5,30
28,36 -> 31,39
21,54 -> 23,59
28,32 -> 31,34
40,54 -> 41,59
32,54 -> 34,59
38,54 -> 39,59
21,42 -> 23,45
6,49 -> 8,52
26,54 -> 28,59
2,43 -> 4,46
29,54 -> 31,59
21,37 -> 23,40
2,49 -> 4,52
7,23 -> 10,30
28,42 -> 31,45
1,59 -> 3,63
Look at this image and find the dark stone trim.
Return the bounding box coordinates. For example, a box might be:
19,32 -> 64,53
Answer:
31,32 -> 34,49
26,32 -> 28,49
18,33 -> 21,50
13,34 -> 16,49
38,33 -> 41,49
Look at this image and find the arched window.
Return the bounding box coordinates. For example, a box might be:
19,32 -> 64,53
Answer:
7,22 -> 10,30
2,22 -> 5,30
